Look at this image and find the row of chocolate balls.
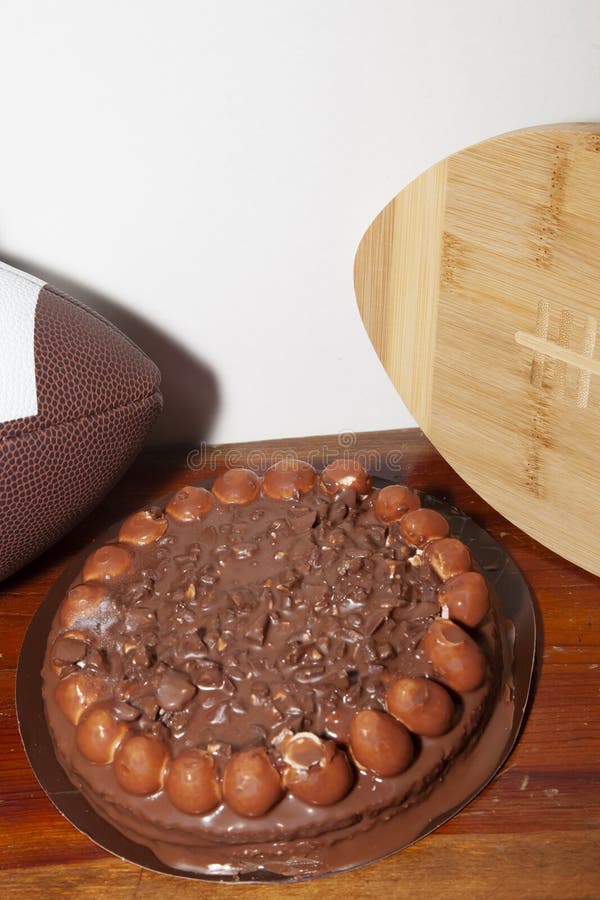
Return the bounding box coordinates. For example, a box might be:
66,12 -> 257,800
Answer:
59,461 -> 489,635
63,458 -> 370,586
54,668 -> 466,818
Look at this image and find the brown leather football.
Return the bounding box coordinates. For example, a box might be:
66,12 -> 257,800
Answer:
0,262 -> 162,582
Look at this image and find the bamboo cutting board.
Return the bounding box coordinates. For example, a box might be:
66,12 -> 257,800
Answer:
354,123 -> 600,576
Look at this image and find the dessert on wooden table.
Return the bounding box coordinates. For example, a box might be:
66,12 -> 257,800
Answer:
42,459 -> 510,878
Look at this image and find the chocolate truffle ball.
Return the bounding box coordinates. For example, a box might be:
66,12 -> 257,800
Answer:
55,671 -> 105,725
222,748 -> 283,817
424,538 -> 471,581
75,703 -> 129,764
119,509 -> 168,545
438,571 -> 490,627
423,619 -> 486,693
165,749 -> 222,815
374,484 -> 421,523
349,710 -> 413,777
320,460 -> 372,496
82,544 -> 132,583
283,733 -> 353,806
59,583 -> 109,629
166,486 -> 213,522
113,734 -> 170,796
386,677 -> 454,737
262,459 -> 317,500
283,732 -> 327,768
399,508 -> 450,549
212,469 -> 261,506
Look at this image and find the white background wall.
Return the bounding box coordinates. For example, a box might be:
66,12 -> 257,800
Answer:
1,0 -> 599,445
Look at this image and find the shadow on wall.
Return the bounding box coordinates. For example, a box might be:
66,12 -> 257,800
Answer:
1,251 -> 220,446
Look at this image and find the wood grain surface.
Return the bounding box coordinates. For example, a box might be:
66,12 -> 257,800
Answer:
1,430 -> 598,899
354,124 -> 600,577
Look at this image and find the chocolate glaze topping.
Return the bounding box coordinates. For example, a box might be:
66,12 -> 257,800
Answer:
42,464 -> 510,878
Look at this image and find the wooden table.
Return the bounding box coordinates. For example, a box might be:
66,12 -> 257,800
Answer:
1,430 -> 598,899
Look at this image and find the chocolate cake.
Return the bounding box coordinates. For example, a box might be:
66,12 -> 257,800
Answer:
41,460 -> 510,878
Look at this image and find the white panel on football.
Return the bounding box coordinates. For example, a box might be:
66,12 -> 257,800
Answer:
0,262 -> 43,425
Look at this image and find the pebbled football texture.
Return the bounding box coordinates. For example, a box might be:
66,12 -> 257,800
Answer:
0,284 -> 162,582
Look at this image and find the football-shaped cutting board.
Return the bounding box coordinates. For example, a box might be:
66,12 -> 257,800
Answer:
354,123 -> 600,576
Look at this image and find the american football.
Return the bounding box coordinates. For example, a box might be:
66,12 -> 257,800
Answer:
0,261 -> 162,582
